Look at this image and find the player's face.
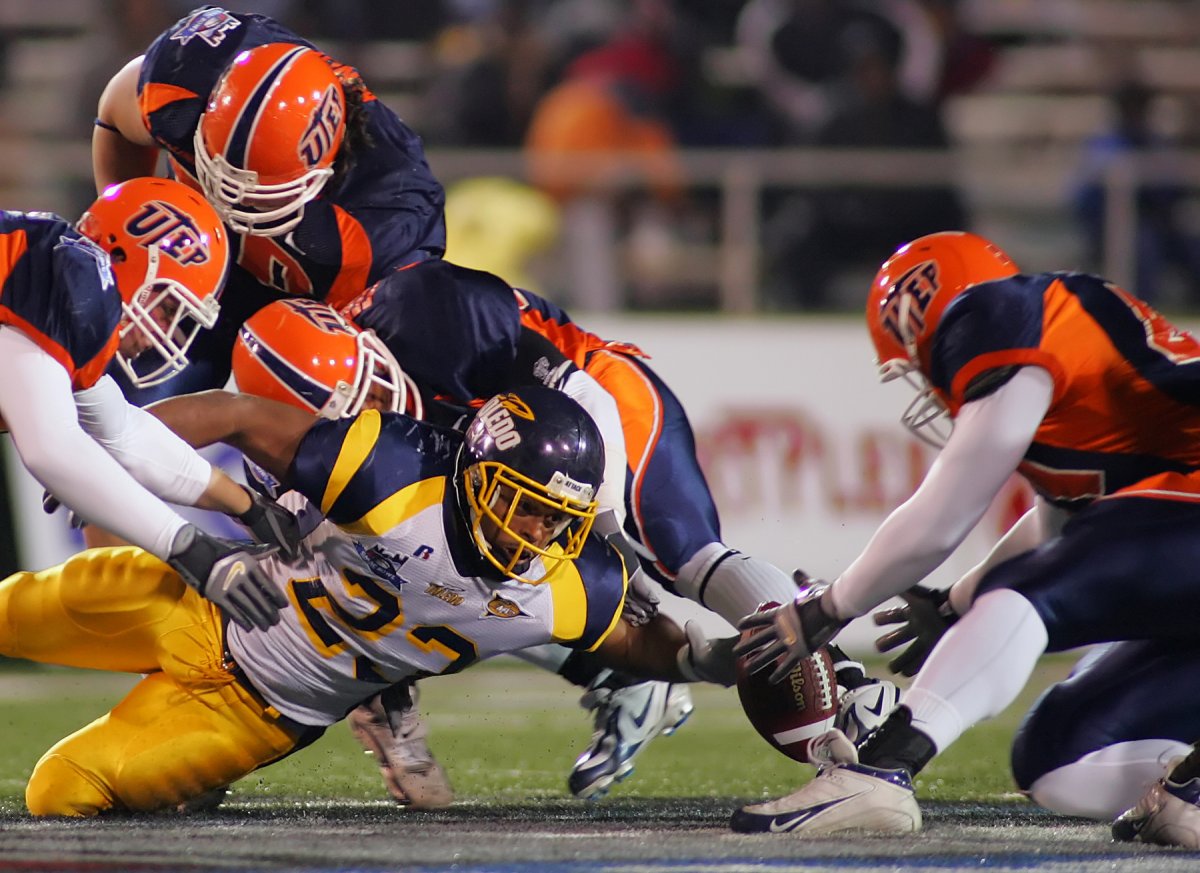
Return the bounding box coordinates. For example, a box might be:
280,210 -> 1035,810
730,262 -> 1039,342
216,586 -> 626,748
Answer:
479,484 -> 572,571
118,296 -> 180,359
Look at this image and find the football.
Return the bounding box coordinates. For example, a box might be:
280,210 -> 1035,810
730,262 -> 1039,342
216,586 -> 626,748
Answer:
736,641 -> 838,764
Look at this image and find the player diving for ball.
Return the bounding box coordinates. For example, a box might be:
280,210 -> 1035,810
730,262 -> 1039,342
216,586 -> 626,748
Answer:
1,384 -> 739,816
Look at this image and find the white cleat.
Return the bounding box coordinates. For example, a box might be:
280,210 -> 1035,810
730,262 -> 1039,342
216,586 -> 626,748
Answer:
348,683 -> 453,809
731,759 -> 921,835
1113,775 -> 1200,848
837,680 -> 902,744
569,681 -> 694,800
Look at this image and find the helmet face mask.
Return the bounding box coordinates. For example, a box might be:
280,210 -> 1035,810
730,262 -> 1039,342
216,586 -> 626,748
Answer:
867,231 -> 1019,448
232,298 -> 420,420
194,44 -> 346,237
460,390 -> 604,584
78,177 -> 228,388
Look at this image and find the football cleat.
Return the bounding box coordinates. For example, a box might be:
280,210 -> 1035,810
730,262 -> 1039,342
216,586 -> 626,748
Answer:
806,727 -> 860,769
1113,773 -> 1200,847
730,762 -> 922,835
837,680 -> 902,745
348,683 -> 453,808
569,681 -> 694,800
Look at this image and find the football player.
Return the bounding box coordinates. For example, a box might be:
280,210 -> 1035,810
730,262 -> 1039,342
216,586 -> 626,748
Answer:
229,299 -> 691,805
731,230 -> 1200,842
92,5 -> 445,403
1,175 -> 296,632
336,262 -> 899,794
2,385 -> 732,816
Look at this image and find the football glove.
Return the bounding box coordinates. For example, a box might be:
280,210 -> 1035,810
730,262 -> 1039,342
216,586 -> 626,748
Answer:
733,575 -> 847,684
676,620 -> 737,687
168,524 -> 288,632
234,486 -> 303,562
872,584 -> 959,677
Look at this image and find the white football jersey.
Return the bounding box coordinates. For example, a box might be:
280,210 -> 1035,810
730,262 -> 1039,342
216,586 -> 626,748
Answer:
225,411 -> 626,726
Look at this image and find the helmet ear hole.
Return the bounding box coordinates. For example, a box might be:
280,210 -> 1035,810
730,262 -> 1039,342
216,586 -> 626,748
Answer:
109,246 -> 127,264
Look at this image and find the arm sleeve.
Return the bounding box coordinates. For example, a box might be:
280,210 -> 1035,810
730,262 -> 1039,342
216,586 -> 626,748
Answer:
0,328 -> 186,559
827,365 -> 1054,620
73,374 -> 212,506
559,369 -> 628,527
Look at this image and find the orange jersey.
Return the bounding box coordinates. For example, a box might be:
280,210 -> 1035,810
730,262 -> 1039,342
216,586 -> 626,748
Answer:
931,272 -> 1200,507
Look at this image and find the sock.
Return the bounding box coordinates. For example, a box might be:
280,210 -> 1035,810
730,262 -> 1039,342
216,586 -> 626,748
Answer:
674,542 -> 798,626
858,705 -> 937,775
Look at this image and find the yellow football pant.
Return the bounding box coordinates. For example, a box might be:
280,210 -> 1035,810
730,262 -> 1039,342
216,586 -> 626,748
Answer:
0,547 -> 301,816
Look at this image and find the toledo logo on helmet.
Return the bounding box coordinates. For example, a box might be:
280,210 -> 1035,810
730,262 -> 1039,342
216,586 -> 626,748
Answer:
478,394 -> 534,450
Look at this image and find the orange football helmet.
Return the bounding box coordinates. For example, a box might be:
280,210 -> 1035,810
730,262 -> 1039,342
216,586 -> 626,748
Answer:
866,231 -> 1019,446
194,42 -> 346,237
232,298 -> 421,420
77,177 -> 228,388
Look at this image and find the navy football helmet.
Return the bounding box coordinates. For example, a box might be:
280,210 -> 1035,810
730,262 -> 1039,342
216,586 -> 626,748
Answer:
460,386 -> 604,583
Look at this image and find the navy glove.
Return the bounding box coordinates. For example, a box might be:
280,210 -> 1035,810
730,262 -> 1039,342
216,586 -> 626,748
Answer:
873,585 -> 959,677
235,487 -> 303,562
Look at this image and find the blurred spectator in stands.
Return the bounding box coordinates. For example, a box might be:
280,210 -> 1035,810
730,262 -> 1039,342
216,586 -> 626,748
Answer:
735,0 -> 941,144
1071,79 -> 1200,305
426,0 -> 551,146
523,0 -> 690,309
917,0 -> 997,104
763,18 -> 967,309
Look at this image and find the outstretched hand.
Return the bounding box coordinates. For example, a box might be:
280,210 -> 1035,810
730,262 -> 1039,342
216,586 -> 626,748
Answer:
732,576 -> 847,684
873,585 -> 959,677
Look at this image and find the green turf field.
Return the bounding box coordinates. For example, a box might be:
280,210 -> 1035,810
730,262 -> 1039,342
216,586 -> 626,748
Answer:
0,654 -> 1078,815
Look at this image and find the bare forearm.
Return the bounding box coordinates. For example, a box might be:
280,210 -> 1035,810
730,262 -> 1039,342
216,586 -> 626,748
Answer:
147,390 -> 313,484
596,614 -> 688,682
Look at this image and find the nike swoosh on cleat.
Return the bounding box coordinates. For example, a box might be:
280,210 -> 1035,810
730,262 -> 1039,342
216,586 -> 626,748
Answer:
628,695 -> 656,730
864,689 -> 887,717
763,791 -> 870,833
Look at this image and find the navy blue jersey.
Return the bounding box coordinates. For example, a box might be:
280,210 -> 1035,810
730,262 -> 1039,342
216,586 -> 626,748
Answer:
138,6 -> 446,306
343,259 -> 551,402
0,211 -> 122,389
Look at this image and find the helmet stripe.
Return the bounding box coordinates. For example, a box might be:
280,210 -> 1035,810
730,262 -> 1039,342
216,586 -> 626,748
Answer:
228,45 -> 309,168
238,323 -> 331,412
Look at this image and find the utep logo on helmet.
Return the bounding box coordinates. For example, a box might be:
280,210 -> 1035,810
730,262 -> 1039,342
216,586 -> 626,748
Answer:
171,8 -> 241,47
478,394 -> 534,450
881,260 -> 939,346
298,86 -> 344,168
126,201 -> 210,266
287,298 -> 354,336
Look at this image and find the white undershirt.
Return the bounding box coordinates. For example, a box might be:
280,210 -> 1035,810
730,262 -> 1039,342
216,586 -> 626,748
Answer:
828,366 -> 1055,621
0,327 -> 209,559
